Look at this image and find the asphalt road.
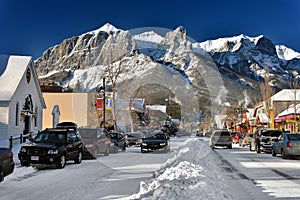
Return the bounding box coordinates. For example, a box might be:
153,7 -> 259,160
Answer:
0,137 -> 187,200
213,143 -> 300,200
1,137 -> 300,200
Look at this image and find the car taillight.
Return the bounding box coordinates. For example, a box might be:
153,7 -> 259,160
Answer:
286,141 -> 291,148
9,152 -> 13,160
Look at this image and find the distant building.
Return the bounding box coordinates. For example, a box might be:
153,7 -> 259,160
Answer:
271,89 -> 300,117
0,55 -> 46,143
42,93 -> 98,129
40,81 -> 65,92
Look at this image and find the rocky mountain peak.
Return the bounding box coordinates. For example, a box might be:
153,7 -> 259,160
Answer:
255,36 -> 277,56
163,26 -> 192,54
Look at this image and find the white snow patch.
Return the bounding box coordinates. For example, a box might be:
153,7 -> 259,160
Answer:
276,45 -> 300,60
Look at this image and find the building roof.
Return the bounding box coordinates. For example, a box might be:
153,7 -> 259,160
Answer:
0,55 -> 46,108
0,55 -> 31,100
271,89 -> 300,102
277,104 -> 300,117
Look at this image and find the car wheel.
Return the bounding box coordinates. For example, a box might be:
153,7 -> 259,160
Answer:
141,148 -> 145,153
74,151 -> 82,164
20,161 -> 30,167
104,146 -> 109,156
281,149 -> 287,159
93,148 -> 98,159
272,148 -> 276,157
56,154 -> 66,169
256,145 -> 261,153
228,145 -> 232,149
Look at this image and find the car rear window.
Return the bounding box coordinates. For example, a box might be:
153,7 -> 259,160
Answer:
261,130 -> 282,137
214,131 -> 230,137
287,134 -> 300,140
78,129 -> 97,139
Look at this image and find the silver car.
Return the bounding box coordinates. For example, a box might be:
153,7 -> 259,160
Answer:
210,130 -> 232,149
272,133 -> 300,159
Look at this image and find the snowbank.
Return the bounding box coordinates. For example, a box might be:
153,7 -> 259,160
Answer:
124,138 -> 234,200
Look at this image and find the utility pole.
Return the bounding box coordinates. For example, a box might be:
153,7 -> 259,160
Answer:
97,77 -> 106,128
102,78 -> 106,127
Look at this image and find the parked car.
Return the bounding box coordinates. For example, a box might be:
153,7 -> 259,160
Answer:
18,128 -> 84,169
210,130 -> 232,149
272,133 -> 300,159
0,147 -> 15,182
141,130 -> 170,153
109,132 -> 126,152
251,128 -> 283,153
126,132 -> 145,147
78,127 -> 111,158
239,132 -> 254,147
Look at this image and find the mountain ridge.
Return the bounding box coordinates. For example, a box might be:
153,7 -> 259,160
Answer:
34,23 -> 300,108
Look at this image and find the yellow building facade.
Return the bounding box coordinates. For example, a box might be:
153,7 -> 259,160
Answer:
42,93 -> 98,129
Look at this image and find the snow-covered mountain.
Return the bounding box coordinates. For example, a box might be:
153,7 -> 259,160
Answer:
35,23 -> 300,107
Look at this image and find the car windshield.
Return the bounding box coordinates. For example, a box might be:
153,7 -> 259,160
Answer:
109,133 -> 118,139
146,133 -> 166,140
214,131 -> 230,137
78,129 -> 97,139
127,133 -> 144,138
287,134 -> 300,140
33,131 -> 66,144
261,130 -> 282,137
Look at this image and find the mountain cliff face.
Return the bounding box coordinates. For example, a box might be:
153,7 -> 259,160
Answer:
35,23 -> 300,107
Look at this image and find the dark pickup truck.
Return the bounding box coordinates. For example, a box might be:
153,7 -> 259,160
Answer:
250,129 -> 283,153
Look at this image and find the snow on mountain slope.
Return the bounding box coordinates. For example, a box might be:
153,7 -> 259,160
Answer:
133,31 -> 164,45
87,23 -> 120,35
276,45 -> 300,60
197,34 -> 263,53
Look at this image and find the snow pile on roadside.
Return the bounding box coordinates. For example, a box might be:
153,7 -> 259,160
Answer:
125,138 -> 233,200
2,166 -> 37,184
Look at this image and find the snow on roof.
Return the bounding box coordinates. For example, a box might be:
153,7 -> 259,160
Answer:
0,55 -> 32,100
271,89 -> 300,102
277,104 -> 300,117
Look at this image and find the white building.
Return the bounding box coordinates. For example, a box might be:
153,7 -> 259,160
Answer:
0,55 -> 46,144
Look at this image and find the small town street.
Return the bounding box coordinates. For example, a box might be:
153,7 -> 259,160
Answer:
1,136 -> 300,200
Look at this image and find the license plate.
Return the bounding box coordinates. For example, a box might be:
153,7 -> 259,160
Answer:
31,156 -> 39,161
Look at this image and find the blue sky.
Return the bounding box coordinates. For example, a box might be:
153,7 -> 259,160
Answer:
0,0 -> 299,59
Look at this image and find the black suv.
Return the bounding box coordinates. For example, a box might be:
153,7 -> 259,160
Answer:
251,128 -> 283,153
18,128 -> 83,168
